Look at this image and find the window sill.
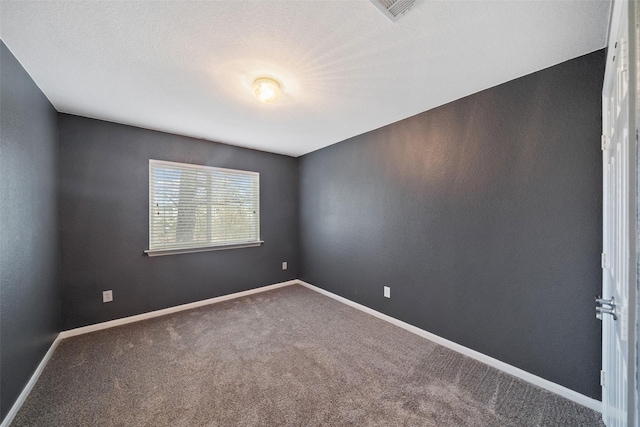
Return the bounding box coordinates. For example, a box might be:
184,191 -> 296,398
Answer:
144,241 -> 263,257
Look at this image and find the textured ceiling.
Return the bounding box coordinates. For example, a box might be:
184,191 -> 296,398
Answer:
0,1 -> 610,157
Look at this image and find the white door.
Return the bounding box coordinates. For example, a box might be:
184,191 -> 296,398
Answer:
600,1 -> 637,426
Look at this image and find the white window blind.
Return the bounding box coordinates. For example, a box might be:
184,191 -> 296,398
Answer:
146,160 -> 260,256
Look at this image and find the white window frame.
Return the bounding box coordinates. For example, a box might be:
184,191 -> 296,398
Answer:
145,159 -> 262,257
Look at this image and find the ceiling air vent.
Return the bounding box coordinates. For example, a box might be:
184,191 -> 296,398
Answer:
370,0 -> 416,22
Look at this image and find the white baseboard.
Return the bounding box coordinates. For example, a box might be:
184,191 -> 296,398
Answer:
297,280 -> 602,413
59,280 -> 298,339
3,278 -> 600,426
1,334 -> 61,427
2,280 -> 298,426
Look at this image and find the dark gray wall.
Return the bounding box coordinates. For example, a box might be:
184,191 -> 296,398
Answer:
299,50 -> 605,399
0,41 -> 61,422
58,115 -> 298,330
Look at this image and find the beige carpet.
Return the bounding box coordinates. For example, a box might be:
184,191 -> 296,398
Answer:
12,285 -> 603,426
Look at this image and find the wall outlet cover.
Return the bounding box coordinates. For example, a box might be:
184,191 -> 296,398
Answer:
384,286 -> 391,298
282,261 -> 288,270
103,290 -> 113,303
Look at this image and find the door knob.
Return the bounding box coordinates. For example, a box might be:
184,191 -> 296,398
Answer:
596,306 -> 618,320
596,297 -> 615,308
596,296 -> 617,320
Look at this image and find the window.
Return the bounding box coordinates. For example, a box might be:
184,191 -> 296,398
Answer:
146,160 -> 261,256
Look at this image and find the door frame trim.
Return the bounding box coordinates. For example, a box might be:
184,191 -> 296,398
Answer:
629,0 -> 639,425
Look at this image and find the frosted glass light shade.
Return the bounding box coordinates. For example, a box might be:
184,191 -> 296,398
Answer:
253,78 -> 281,103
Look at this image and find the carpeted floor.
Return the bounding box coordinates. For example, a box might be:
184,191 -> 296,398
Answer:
13,285 -> 603,426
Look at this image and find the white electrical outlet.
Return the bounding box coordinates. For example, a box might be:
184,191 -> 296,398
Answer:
102,290 -> 113,303
282,261 -> 288,270
384,286 -> 391,298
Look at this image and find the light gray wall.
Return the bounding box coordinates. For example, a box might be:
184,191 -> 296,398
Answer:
299,50 -> 605,399
0,41 -> 61,422
58,115 -> 299,330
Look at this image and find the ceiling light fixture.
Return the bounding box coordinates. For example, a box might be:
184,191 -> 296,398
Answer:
252,77 -> 281,104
